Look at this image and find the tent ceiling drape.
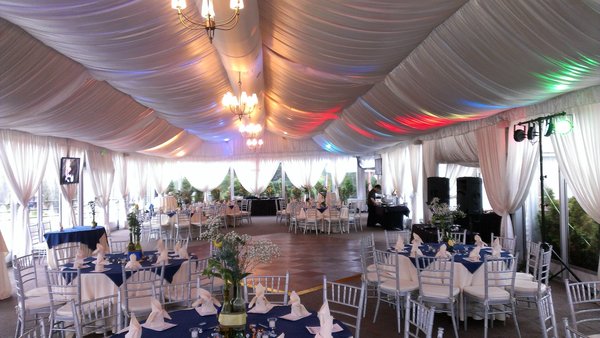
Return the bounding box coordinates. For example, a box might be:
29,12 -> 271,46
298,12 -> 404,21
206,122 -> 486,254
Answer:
1,1 -> 600,158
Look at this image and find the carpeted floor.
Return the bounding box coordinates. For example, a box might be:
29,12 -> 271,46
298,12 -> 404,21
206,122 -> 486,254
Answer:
1,215 -> 598,337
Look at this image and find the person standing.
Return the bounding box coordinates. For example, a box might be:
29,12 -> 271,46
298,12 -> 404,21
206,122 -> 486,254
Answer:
367,184 -> 382,227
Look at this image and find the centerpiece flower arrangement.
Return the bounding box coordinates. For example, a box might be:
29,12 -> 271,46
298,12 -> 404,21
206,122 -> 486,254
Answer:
126,204 -> 142,255
429,197 -> 466,247
88,200 -> 97,227
200,221 -> 280,335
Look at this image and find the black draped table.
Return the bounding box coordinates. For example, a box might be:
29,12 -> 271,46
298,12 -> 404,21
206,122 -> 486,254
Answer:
248,199 -> 277,216
111,305 -> 353,338
374,205 -> 410,230
44,226 -> 108,268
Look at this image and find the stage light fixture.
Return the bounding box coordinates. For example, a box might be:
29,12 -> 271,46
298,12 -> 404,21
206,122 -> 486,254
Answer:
544,118 -> 555,137
513,125 -> 526,142
555,113 -> 574,134
527,122 -> 537,140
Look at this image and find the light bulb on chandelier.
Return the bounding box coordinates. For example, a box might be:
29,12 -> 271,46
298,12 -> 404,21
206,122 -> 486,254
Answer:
246,137 -> 264,151
171,0 -> 244,43
222,72 -> 258,121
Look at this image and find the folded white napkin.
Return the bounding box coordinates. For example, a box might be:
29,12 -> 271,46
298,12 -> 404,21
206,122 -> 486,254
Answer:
491,238 -> 502,258
93,252 -> 108,265
315,300 -> 334,338
249,283 -> 272,312
410,242 -> 423,258
288,291 -> 310,317
156,238 -> 165,252
394,236 -> 405,251
124,313 -> 142,338
177,245 -> 189,259
192,288 -> 220,316
412,233 -> 423,246
435,244 -> 452,258
72,250 -> 85,268
474,234 -> 487,247
156,250 -> 169,265
145,299 -> 171,328
92,243 -> 106,255
277,334 -> 285,338
468,246 -> 481,261
124,253 -> 142,270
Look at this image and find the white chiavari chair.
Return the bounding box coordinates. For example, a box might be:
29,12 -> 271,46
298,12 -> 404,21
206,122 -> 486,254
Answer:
404,297 -> 436,338
243,272 -> 290,305
71,292 -> 120,337
323,275 -> 366,338
52,242 -> 81,268
120,263 -> 165,324
322,207 -> 343,234
536,289 -> 559,338
174,211 -> 191,240
46,267 -> 82,337
516,240 -> 542,281
463,255 -> 521,338
436,229 -> 467,245
373,249 -> 419,333
563,317 -> 590,338
564,279 -> 600,335
27,222 -> 47,263
385,230 -> 412,249
415,255 -> 459,338
13,254 -> 52,338
107,238 -> 129,254
491,232 -> 517,255
359,234 -> 378,317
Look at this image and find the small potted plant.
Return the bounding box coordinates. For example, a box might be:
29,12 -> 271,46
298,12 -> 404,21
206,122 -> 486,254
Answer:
88,200 -> 98,228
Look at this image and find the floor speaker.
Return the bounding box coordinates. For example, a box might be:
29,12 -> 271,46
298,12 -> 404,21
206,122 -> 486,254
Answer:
457,176 -> 483,214
427,177 -> 450,204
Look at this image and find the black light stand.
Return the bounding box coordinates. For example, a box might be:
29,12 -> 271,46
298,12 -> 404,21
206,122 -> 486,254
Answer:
515,112 -> 580,282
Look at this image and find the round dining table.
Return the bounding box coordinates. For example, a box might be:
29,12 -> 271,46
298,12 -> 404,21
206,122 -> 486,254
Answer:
111,305 -> 353,338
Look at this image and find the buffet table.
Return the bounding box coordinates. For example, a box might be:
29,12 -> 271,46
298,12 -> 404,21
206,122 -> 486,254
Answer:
112,305 -> 353,338
44,226 -> 108,269
374,205 -> 410,229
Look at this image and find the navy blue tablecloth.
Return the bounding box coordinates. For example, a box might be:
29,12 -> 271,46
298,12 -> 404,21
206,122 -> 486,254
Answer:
392,243 -> 511,273
44,226 -> 106,250
63,251 -> 191,286
111,305 -> 353,338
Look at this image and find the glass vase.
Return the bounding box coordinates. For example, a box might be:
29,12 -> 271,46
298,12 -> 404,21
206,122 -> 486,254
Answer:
218,280 -> 247,337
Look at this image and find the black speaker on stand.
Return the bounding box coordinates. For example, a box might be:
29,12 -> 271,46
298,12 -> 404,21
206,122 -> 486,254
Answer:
456,177 -> 483,215
427,177 -> 450,205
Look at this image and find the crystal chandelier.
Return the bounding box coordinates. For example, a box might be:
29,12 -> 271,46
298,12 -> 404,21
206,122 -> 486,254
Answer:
171,0 -> 244,43
222,72 -> 258,121
240,122 -> 264,151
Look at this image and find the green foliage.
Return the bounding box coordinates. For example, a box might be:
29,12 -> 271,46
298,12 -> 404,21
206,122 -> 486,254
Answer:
540,189 -> 599,271
211,188 -> 221,201
290,187 -> 302,200
339,173 -> 357,203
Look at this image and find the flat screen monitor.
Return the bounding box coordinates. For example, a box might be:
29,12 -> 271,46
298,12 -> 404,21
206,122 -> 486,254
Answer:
60,157 -> 80,185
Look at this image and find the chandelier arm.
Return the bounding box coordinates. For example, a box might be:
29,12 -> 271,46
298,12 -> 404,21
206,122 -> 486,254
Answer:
213,10 -> 240,27
177,10 -> 208,28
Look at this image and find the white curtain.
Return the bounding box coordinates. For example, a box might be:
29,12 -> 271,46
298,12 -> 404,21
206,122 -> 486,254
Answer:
409,144 -> 422,223
114,153 -> 129,228
149,159 -> 171,195
0,130 -> 49,257
382,146 -> 408,197
129,156 -> 149,203
329,157 -> 357,200
440,164 -> 478,204
233,159 -> 280,196
476,123 -> 539,238
183,161 -> 230,201
552,106 -> 600,223
51,142 -> 84,227
85,148 -> 115,234
283,158 -> 327,194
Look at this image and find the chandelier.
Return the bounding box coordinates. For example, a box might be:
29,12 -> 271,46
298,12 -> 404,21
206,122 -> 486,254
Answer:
222,72 -> 258,121
240,122 -> 264,151
171,0 -> 244,43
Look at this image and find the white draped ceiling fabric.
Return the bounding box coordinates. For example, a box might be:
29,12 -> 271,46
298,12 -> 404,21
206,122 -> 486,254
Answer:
475,124 -> 539,239
0,131 -> 48,257
0,2 -> 599,158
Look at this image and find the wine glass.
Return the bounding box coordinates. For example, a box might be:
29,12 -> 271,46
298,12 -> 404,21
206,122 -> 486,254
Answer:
267,317 -> 278,337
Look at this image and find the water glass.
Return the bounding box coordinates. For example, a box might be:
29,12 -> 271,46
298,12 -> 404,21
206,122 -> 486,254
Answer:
267,317 -> 277,337
189,327 -> 200,338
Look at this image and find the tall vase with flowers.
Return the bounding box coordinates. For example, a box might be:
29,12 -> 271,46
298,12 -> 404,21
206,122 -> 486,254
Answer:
88,200 -> 98,228
200,221 -> 280,337
126,204 -> 142,258
429,197 -> 466,249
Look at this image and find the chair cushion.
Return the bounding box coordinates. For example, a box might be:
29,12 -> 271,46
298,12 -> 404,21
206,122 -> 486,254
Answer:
515,272 -> 534,281
56,303 -> 75,318
463,285 -> 510,301
25,287 -> 48,298
367,263 -> 376,272
421,284 -> 460,299
24,295 -> 52,310
380,278 -> 419,293
514,279 -> 547,296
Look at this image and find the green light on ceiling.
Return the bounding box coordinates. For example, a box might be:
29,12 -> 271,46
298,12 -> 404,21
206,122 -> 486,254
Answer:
533,54 -> 600,93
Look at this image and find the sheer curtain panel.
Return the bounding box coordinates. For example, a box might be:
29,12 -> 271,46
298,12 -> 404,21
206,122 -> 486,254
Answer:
0,130 -> 49,257
86,148 -> 115,234
233,159 -> 280,196
183,161 -> 230,201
